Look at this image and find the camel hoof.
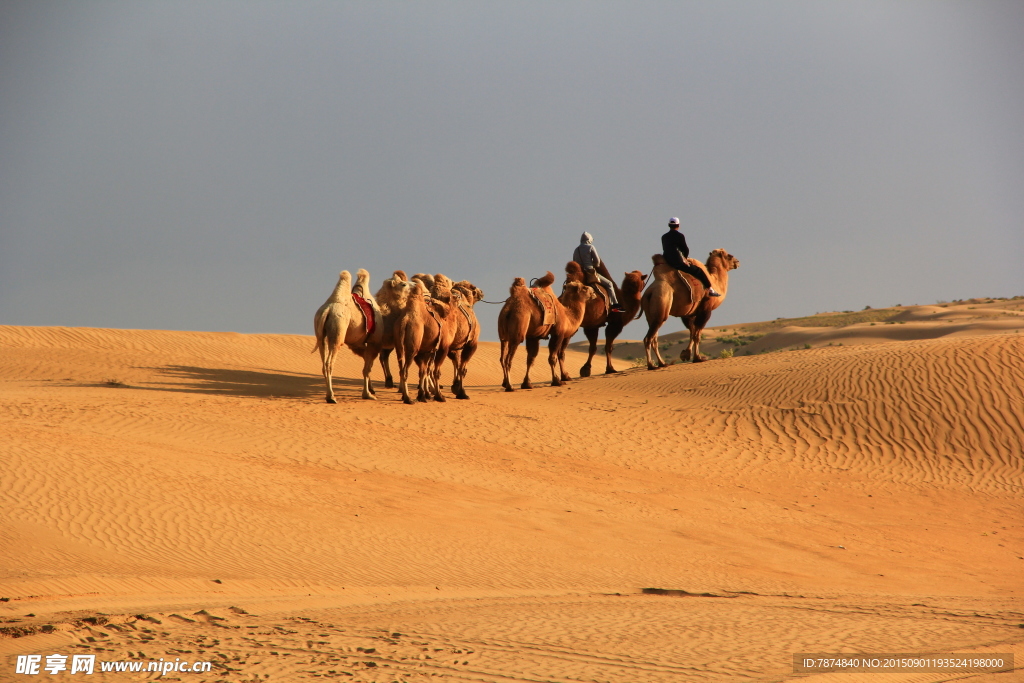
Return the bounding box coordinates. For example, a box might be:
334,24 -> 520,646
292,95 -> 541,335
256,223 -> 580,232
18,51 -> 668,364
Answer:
504,386 -> 515,393
362,392 -> 376,401
434,395 -> 446,403
456,393 -> 469,400
403,396 -> 415,405
384,380 -> 395,389
326,396 -> 337,404
604,367 -> 619,375
521,383 -> 533,390
579,365 -> 592,378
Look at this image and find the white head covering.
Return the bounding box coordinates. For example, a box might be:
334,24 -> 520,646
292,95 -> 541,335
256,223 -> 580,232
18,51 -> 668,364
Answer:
668,217 -> 680,227
580,232 -> 593,243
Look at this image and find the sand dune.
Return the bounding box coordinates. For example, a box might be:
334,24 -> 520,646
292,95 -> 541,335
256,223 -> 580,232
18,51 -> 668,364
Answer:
2,312 -> 1022,681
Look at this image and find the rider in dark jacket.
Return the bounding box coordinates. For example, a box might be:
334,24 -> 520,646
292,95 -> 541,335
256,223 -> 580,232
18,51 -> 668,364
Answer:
661,217 -> 721,297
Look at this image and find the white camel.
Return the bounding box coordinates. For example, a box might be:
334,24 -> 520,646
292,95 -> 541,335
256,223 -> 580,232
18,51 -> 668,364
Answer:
312,269 -> 382,402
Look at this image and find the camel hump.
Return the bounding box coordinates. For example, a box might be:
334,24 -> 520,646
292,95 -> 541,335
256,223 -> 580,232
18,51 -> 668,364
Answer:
565,261 -> 584,281
651,254 -> 666,266
391,270 -> 408,281
534,271 -> 556,288
509,277 -> 526,294
324,270 -> 352,304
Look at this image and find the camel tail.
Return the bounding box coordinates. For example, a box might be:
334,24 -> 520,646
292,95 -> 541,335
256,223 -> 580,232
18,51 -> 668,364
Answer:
312,306 -> 329,353
534,271 -> 556,288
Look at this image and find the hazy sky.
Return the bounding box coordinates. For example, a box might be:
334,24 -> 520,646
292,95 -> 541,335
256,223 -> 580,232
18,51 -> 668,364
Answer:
2,1 -> 1022,341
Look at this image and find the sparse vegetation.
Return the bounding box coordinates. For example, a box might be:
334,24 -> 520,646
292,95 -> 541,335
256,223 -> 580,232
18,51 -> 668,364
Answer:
718,348 -> 734,359
714,333 -> 765,347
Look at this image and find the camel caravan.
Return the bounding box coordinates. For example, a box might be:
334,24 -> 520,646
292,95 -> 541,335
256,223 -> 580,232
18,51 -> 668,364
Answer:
312,221 -> 738,403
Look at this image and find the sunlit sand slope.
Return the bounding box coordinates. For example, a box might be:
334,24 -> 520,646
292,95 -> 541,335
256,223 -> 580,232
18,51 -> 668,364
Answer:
1,325 -> 1021,682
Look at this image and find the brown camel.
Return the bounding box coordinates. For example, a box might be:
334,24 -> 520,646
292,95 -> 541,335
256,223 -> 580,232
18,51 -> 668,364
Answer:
497,267 -> 595,391
446,280 -> 484,399
565,261 -> 647,377
373,270 -> 411,390
393,275 -> 462,404
311,269 -> 382,403
640,248 -> 739,369
377,273 -> 439,389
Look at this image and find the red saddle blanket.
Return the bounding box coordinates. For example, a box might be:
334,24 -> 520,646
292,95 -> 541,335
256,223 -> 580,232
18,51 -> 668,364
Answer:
351,292 -> 376,335
530,288 -> 557,326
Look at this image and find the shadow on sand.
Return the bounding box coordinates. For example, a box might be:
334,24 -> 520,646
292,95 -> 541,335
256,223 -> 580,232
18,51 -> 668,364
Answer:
133,365 -> 358,400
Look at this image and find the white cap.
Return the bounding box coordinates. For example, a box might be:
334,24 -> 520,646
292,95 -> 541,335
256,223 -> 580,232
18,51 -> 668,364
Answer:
668,217 -> 680,226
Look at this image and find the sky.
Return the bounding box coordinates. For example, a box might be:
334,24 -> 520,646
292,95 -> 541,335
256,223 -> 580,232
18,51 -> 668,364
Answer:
2,1 -> 1022,341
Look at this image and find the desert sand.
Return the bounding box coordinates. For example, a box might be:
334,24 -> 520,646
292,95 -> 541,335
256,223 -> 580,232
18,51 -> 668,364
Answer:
2,297 -> 1023,682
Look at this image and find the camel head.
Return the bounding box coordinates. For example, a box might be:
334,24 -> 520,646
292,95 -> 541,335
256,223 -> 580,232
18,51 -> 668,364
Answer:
564,260 -> 585,283
453,280 -> 484,305
622,270 -> 646,296
375,272 -> 415,308
560,280 -> 595,305
707,249 -> 739,271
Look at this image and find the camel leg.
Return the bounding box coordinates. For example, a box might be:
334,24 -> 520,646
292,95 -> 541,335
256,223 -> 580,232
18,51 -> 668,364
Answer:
522,337 -> 540,390
642,300 -> 669,370
447,350 -> 463,398
454,342 -> 476,399
558,336 -> 571,382
430,349 -> 447,403
379,348 -> 395,389
643,324 -> 665,370
579,326 -> 599,378
360,349 -> 378,400
500,340 -> 515,392
549,335 -> 569,386
603,317 -> 625,374
679,317 -> 694,362
321,344 -> 338,403
395,345 -> 414,405
689,310 -> 712,362
415,354 -> 431,402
